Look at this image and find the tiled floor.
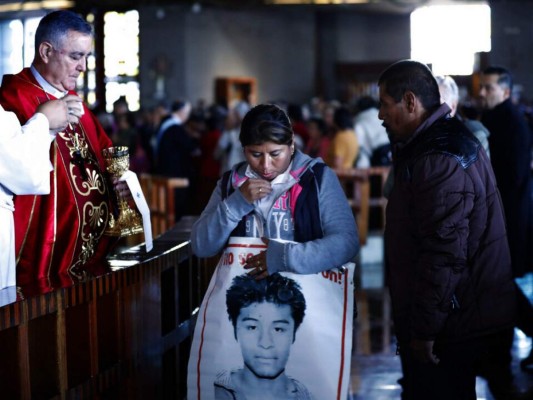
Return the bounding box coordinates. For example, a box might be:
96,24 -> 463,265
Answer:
348,233 -> 533,400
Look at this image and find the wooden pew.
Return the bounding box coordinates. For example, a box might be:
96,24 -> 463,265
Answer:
367,166 -> 391,232
335,168 -> 370,246
0,218 -> 211,399
139,173 -> 189,238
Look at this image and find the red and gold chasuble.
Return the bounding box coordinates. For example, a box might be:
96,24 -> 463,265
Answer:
0,68 -> 115,286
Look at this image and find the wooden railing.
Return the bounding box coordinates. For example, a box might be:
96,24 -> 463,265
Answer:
0,216 -> 216,400
335,168 -> 370,246
335,167 -> 392,357
139,173 -> 190,238
335,167 -> 391,246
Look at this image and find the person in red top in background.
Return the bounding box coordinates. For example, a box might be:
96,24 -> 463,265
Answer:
196,105 -> 227,211
0,10 -> 131,286
287,103 -> 309,148
304,116 -> 330,160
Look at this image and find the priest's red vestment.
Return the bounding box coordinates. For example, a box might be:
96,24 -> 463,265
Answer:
0,68 -> 115,285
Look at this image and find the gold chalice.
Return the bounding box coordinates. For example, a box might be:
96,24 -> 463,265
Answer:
102,146 -> 143,237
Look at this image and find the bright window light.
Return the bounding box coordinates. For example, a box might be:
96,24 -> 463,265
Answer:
411,3 -> 491,75
104,10 -> 140,112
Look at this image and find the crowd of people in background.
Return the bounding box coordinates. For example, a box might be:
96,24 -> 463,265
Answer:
93,94 -> 386,217
1,12 -> 532,396
93,86 -> 533,224
94,83 -> 533,382
2,11 -> 531,398
95,86 -> 533,224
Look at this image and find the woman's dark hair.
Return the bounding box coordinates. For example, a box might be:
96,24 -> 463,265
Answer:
308,117 -> 327,137
287,103 -> 304,122
334,106 -> 354,130
239,104 -> 294,147
356,96 -> 379,112
35,10 -> 93,52
171,99 -> 189,113
378,59 -> 441,111
226,273 -> 306,341
206,104 -> 228,132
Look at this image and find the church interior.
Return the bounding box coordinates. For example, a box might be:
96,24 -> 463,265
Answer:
0,0 -> 532,398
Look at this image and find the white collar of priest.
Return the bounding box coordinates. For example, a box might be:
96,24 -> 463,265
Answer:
30,65 -> 69,99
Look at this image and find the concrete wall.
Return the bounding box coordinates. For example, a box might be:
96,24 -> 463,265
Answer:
138,2 -> 533,107
335,11 -> 410,63
138,5 -> 411,107
488,1 -> 533,101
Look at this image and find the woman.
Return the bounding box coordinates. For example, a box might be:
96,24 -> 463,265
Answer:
191,103 -> 358,276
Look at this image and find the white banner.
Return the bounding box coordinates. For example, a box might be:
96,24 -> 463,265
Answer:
187,237 -> 355,400
119,170 -> 153,251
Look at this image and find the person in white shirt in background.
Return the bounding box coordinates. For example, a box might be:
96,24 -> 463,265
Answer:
354,96 -> 391,168
436,75 -> 491,158
214,100 -> 251,174
0,95 -> 82,292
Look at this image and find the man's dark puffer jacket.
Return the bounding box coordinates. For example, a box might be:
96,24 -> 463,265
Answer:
385,114 -> 516,344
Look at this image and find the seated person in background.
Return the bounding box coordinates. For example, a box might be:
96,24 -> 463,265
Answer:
214,100 -> 250,174
435,75 -> 490,158
353,96 -> 391,168
214,273 -> 314,400
155,99 -> 199,220
304,116 -> 330,160
287,103 -> 309,147
326,106 -> 359,170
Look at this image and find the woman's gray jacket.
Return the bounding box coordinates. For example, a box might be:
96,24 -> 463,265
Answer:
190,150 -> 359,275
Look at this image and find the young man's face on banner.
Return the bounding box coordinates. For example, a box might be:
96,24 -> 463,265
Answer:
236,302 -> 295,378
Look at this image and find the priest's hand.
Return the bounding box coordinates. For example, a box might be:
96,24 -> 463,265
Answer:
37,98 -> 69,130
37,95 -> 82,130
64,94 -> 84,123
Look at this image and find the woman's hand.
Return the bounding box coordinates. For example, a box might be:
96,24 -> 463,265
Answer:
239,178 -> 272,203
244,238 -> 270,280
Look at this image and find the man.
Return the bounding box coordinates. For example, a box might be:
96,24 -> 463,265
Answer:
0,97 -> 81,290
215,273 -> 313,400
0,10 -> 126,285
155,99 -> 198,220
479,66 -> 531,278
479,66 -> 533,372
378,60 -> 516,399
436,75 -> 491,158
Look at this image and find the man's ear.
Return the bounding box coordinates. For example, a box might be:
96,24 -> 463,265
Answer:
502,85 -> 512,100
39,42 -> 53,63
403,91 -> 417,113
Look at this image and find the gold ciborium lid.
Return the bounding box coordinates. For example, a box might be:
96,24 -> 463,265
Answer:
102,146 -> 130,177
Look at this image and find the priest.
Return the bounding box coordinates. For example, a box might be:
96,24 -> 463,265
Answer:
0,10 -> 124,286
